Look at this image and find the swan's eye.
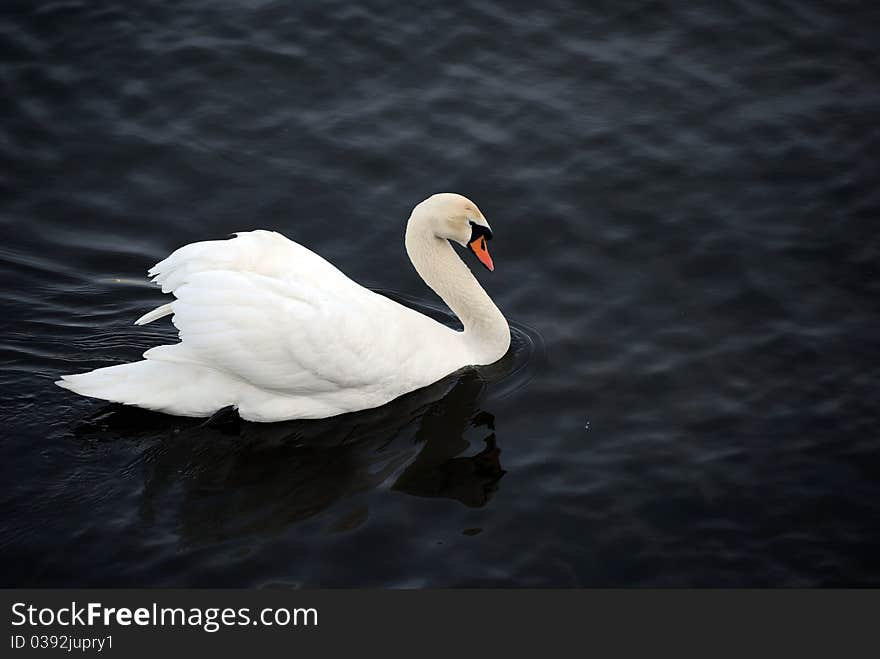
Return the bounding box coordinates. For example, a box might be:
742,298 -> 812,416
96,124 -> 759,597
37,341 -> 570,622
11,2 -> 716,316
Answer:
468,220 -> 493,242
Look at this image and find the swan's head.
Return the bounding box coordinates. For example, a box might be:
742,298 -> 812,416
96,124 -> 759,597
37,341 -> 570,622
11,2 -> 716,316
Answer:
411,192 -> 495,271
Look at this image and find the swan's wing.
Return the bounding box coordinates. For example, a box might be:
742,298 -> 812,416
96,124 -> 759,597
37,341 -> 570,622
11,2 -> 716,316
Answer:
136,230 -> 364,326
147,268 -> 422,396
147,230 -> 357,295
139,230 -> 458,403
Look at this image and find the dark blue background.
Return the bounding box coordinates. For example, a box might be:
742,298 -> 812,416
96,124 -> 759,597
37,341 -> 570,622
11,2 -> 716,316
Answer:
2,0 -> 878,585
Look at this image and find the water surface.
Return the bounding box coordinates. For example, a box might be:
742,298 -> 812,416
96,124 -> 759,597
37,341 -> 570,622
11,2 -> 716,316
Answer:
2,0 -> 879,586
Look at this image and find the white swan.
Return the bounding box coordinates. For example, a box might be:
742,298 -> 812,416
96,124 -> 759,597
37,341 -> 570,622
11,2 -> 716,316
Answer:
57,193 -> 511,422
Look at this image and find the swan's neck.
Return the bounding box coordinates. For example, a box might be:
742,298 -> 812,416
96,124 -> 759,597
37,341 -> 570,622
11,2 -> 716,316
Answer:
405,218 -> 510,364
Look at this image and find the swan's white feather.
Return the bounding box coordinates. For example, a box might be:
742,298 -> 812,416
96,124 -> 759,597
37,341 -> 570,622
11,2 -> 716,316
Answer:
134,302 -> 173,326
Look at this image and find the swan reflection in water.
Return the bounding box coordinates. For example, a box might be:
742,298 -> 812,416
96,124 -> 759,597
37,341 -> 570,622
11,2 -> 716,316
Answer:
74,364 -> 508,545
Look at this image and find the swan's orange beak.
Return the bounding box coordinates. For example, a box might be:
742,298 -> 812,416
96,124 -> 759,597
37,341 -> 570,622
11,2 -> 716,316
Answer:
468,235 -> 494,272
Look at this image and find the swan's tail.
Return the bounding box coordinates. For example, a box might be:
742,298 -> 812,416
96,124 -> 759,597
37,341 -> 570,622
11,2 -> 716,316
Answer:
56,360 -> 234,418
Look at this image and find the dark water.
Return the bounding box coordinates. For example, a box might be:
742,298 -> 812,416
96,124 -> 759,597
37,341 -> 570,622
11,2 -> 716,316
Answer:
2,0 -> 879,586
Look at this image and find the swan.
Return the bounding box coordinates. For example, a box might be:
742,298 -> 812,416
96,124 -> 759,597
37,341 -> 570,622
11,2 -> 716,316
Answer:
57,193 -> 511,422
